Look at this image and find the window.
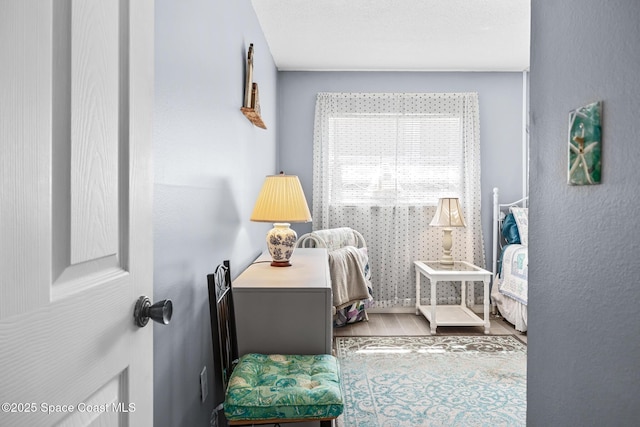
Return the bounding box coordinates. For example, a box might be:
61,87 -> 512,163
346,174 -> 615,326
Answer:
328,114 -> 463,205
313,92 -> 485,309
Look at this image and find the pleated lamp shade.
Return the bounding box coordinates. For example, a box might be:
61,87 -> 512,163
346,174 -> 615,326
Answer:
251,173 -> 311,267
250,173 -> 312,223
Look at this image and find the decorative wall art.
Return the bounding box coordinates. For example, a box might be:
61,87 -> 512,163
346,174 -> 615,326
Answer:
568,101 -> 602,185
241,43 -> 266,129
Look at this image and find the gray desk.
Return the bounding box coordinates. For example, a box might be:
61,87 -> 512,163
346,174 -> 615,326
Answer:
233,248 -> 332,356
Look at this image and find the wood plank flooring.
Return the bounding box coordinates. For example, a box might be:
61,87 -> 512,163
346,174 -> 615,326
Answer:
334,312 -> 527,344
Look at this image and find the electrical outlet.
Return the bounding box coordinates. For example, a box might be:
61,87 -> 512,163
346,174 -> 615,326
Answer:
200,366 -> 208,403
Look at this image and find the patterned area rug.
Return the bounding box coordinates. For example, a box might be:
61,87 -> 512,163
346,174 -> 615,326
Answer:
335,335 -> 526,427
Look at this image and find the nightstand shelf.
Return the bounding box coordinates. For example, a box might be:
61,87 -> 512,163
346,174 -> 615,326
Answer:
414,260 -> 492,334
417,305 -> 484,327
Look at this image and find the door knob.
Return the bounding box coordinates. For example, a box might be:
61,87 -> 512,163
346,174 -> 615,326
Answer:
134,296 -> 173,327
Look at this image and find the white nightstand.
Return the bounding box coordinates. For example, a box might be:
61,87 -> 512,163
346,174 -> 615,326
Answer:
233,248 -> 333,356
414,260 -> 492,334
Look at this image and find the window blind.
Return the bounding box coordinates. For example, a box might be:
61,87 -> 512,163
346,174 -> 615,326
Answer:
328,114 -> 463,206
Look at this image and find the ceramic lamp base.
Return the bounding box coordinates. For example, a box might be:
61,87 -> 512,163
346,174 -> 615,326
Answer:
266,223 -> 297,267
439,256 -> 454,266
440,228 -> 454,265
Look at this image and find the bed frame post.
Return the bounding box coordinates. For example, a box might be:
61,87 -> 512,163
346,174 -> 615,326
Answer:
491,187 -> 499,314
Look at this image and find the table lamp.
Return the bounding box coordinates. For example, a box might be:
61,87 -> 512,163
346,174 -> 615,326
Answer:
430,197 -> 466,265
250,172 -> 312,266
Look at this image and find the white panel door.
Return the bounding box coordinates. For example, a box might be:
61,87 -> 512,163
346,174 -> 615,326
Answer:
0,0 -> 154,426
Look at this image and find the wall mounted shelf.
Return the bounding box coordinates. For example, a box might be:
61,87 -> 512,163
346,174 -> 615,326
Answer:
242,44 -> 266,129
241,107 -> 266,129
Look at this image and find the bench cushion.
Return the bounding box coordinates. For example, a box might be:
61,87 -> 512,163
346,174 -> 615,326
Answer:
224,353 -> 344,422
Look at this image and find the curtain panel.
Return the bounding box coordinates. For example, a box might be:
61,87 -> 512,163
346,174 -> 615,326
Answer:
313,92 -> 485,308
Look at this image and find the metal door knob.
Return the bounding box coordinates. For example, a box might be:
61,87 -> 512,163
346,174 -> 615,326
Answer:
134,296 -> 173,327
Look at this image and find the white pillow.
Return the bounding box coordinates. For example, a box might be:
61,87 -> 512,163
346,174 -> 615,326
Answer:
510,207 -> 529,246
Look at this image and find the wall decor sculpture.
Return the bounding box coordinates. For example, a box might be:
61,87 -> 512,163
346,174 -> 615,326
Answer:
568,101 -> 602,185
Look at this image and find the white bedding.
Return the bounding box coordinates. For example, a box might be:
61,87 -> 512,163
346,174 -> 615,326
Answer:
498,244 -> 528,305
492,244 -> 528,332
492,282 -> 528,332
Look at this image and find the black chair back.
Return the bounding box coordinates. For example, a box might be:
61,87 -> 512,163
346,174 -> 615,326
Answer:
207,260 -> 238,392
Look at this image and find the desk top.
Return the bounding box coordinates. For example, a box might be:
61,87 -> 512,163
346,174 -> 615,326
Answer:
414,260 -> 492,278
233,248 -> 330,290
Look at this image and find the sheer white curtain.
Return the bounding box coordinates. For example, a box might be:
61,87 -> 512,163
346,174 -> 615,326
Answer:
313,93 -> 485,308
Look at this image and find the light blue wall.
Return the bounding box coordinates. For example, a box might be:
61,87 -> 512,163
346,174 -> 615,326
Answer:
529,0 -> 640,425
278,71 -> 525,271
154,1 -> 276,425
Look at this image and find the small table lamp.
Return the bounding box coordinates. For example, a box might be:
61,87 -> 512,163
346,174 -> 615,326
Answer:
430,197 -> 466,265
250,172 -> 312,267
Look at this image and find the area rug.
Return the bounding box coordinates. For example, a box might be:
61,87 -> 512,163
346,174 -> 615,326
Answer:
335,335 -> 526,427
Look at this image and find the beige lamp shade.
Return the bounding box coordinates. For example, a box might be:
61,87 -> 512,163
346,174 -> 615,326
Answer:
251,173 -> 311,267
250,173 -> 312,223
430,197 -> 466,266
429,197 -> 467,227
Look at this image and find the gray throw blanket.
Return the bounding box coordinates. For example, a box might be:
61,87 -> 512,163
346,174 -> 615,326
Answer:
328,246 -> 370,309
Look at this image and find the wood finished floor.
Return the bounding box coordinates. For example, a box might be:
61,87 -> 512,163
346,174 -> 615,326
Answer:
333,312 -> 527,344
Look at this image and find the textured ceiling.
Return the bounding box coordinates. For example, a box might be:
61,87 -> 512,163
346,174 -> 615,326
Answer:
251,0 -> 530,72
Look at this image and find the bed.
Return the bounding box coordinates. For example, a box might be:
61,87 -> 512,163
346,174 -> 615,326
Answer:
491,187 -> 529,332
